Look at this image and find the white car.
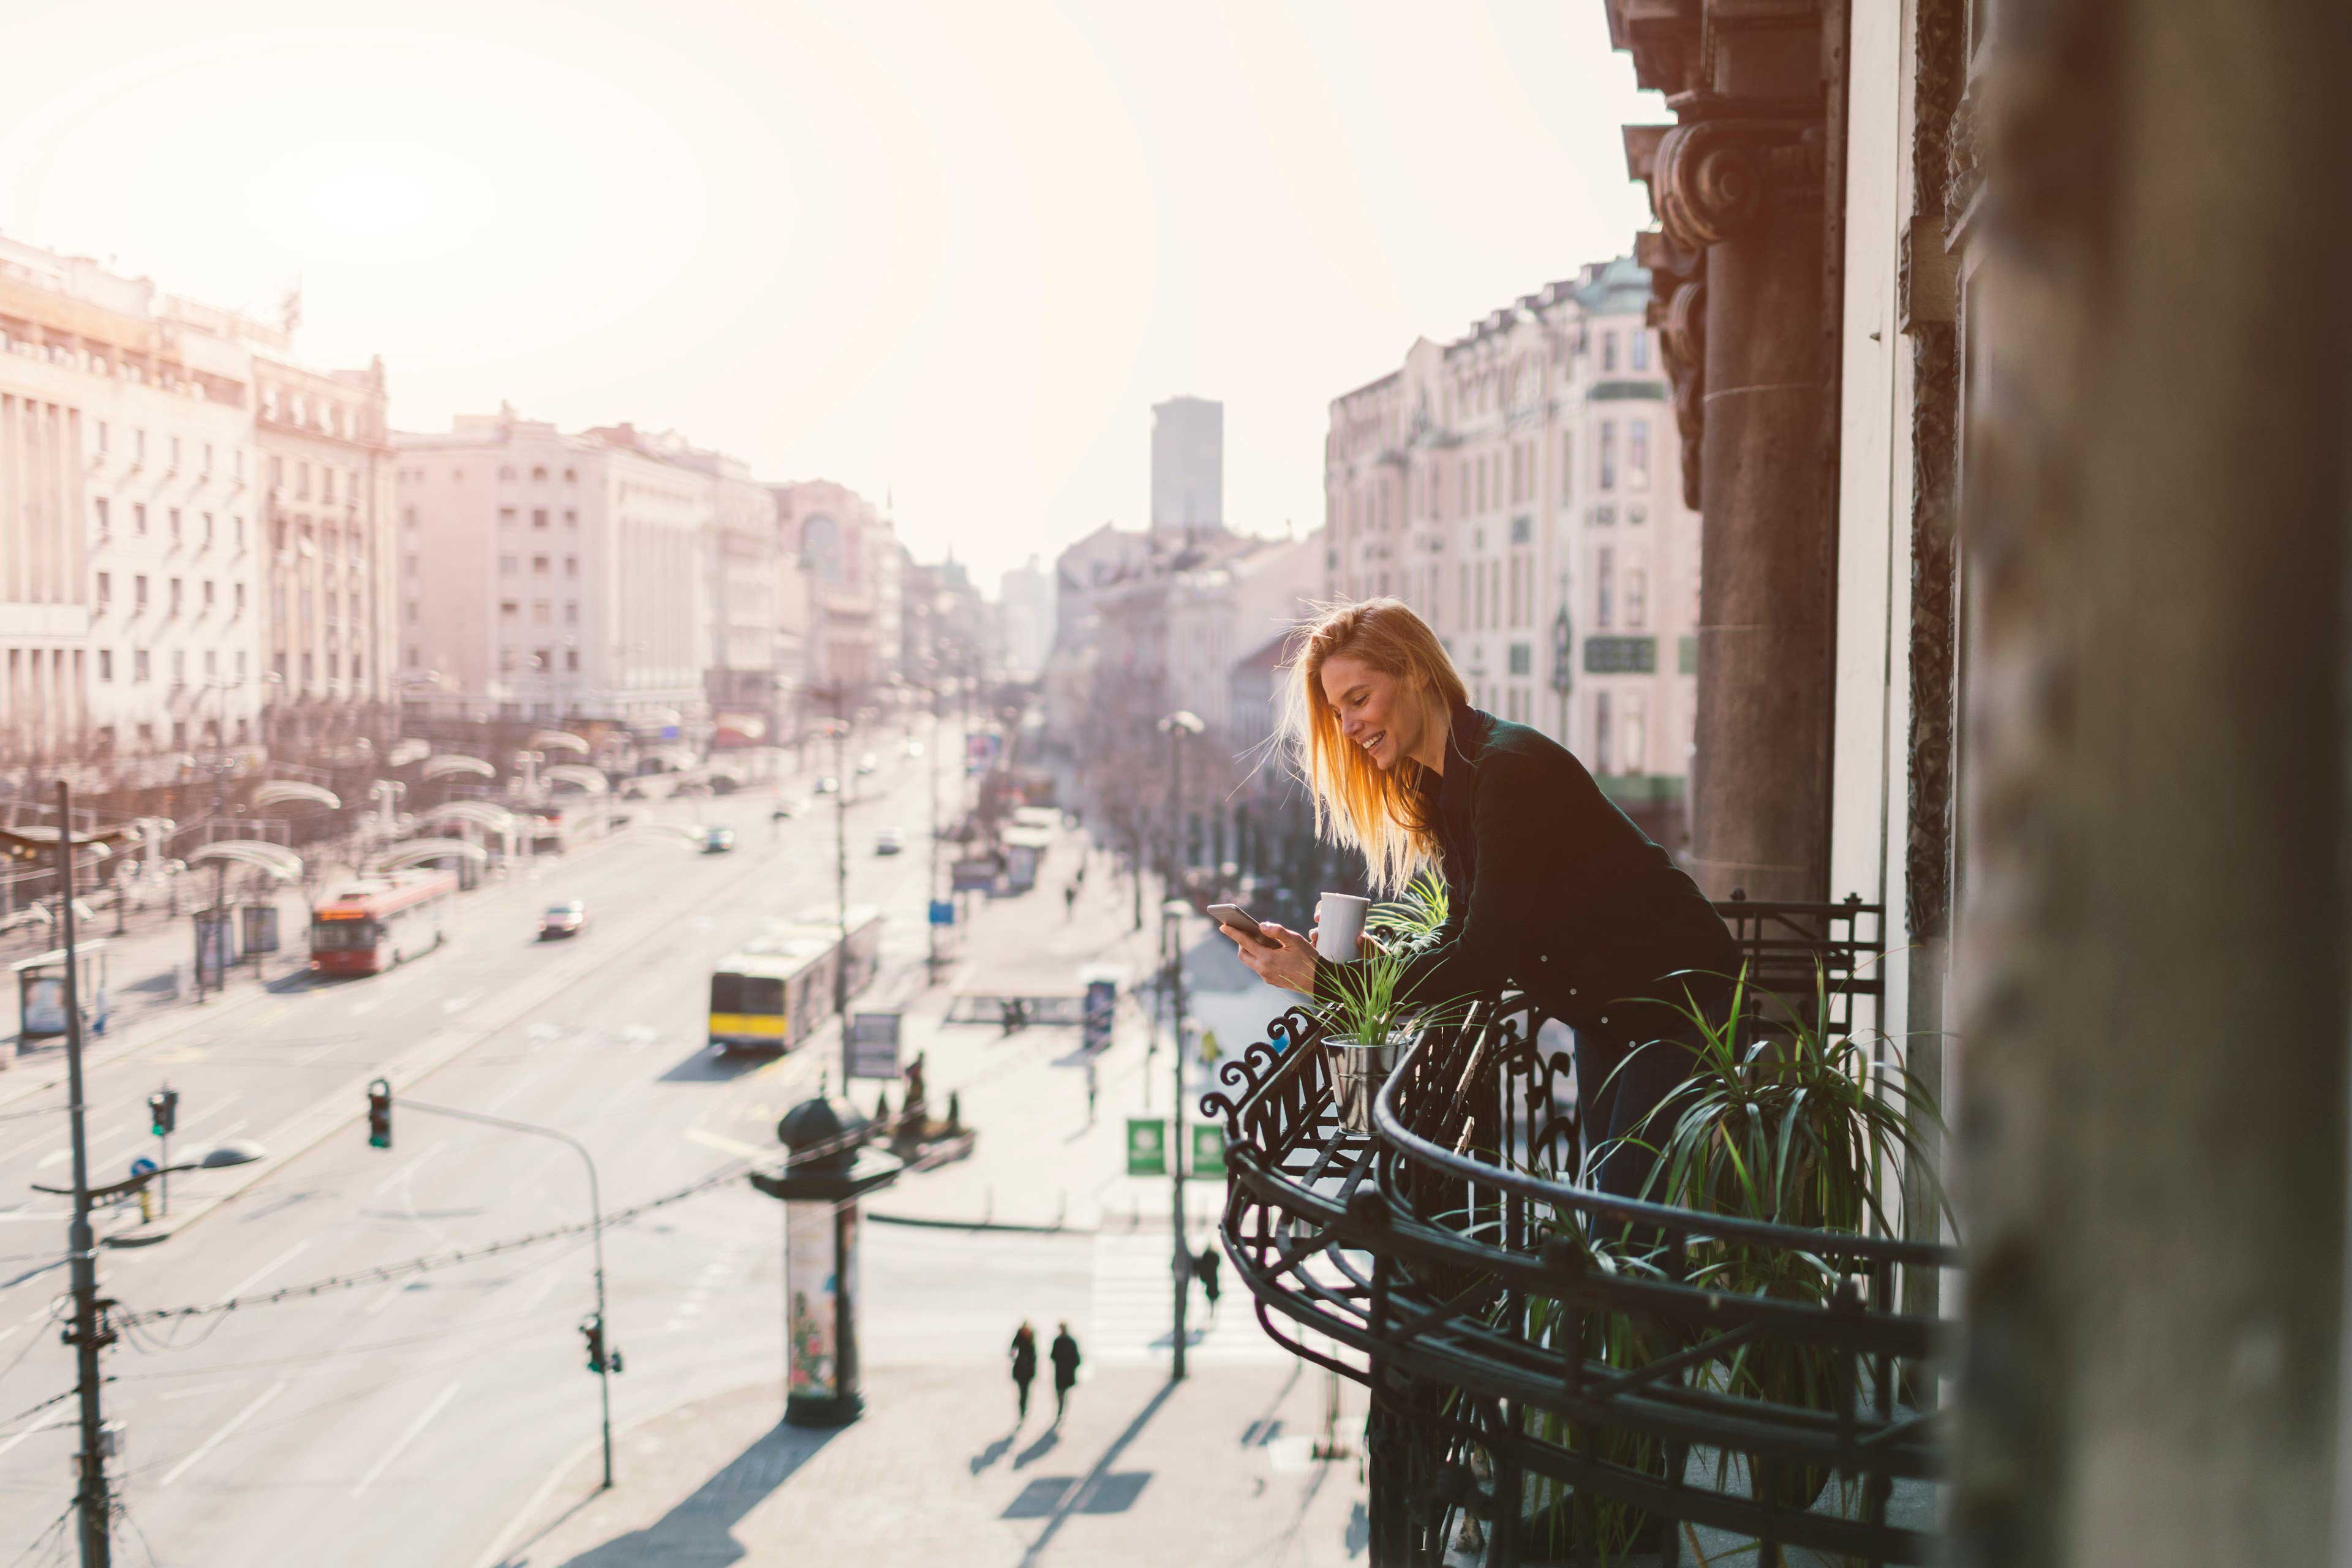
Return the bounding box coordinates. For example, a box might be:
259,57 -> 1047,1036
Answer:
856,753 -> 878,777
874,830 -> 903,857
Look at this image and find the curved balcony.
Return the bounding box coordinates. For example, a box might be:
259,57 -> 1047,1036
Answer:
1202,897 -> 1955,1567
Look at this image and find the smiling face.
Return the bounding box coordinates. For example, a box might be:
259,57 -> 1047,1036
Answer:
1319,653 -> 1431,774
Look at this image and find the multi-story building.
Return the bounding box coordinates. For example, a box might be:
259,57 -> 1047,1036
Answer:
1165,531 -> 1322,747
585,424 -> 775,748
1324,257 -> 1696,840
998,556 -> 1054,680
0,238 -> 268,767
395,410 -> 711,740
253,353 -> 396,755
1150,395 -> 1223,532
770,480 -> 896,697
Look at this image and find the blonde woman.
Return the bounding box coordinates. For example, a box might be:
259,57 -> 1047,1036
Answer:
1219,598 -> 1736,1199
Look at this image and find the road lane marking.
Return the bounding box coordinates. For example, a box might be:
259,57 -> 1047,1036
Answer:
685,1127 -> 765,1160
349,1378 -> 464,1496
439,990 -> 484,1016
161,1378 -> 289,1487
217,1238 -> 311,1305
367,1140 -> 449,1200
349,995 -> 385,1017
0,1404 -> 70,1460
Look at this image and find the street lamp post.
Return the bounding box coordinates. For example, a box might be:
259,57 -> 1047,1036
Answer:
1156,710 -> 1203,1381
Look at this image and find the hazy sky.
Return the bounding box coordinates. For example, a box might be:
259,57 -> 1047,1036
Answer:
0,1 -> 1664,583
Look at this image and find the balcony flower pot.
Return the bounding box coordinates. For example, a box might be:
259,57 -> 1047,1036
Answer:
1323,1028 -> 1411,1135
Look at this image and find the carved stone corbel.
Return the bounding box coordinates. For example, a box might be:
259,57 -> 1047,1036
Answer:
1651,119 -> 1822,252
1636,229 -> 1707,509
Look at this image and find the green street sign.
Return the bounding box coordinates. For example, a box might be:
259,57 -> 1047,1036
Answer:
1191,1123 -> 1227,1178
1126,1117 -> 1167,1177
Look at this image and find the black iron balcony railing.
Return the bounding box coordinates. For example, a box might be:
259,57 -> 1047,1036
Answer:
1202,896 -> 1956,1567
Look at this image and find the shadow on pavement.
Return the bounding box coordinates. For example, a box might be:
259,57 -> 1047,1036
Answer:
657,1047 -> 763,1084
264,971 -> 320,994
508,1420 -> 842,1568
970,1431 -> 1016,1473
1017,1380 -> 1177,1566
1012,1427 -> 1060,1469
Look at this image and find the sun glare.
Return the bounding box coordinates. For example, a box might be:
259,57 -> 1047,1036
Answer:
246,140 -> 494,265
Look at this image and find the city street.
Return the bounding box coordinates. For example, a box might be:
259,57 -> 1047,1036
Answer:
0,737 -> 1368,1566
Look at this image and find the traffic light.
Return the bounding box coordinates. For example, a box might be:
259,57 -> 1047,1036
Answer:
579,1313 -> 624,1375
147,1088 -> 178,1138
366,1078 -> 392,1150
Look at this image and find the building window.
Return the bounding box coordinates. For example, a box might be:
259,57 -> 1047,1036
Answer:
352,654 -> 363,682
204,649 -> 217,679
563,467 -> 578,484
533,601 -> 551,624
302,654 -> 314,684
1621,695 -> 1648,774
273,653 -> 286,683
134,503 -> 148,535
169,579 -> 183,616
296,463 -> 311,500
499,507 -> 518,528
1599,422 -> 1618,491
564,601 -> 579,625
94,497 -> 109,534
234,516 -> 245,549
1594,690 -> 1613,772
563,509 -> 579,528
134,429 -> 146,464
169,435 -> 181,471
1509,642 -> 1531,677
96,421 -> 108,453
531,466 -> 548,481
323,469 -> 337,503
135,575 -> 149,610
134,650 -> 150,683
500,556 -> 518,575
169,508 -> 182,541
532,555 -> 549,575
235,583 -> 246,614
95,571 -> 110,608
1596,547 -> 1615,629
328,653 -> 340,679
1632,331 -> 1652,372
404,507 -> 418,529
1602,332 -> 1619,373
407,600 -> 420,624
171,650 -> 186,686
1629,421 -> 1650,490
203,581 -> 215,612
564,556 -> 578,578
1627,567 -> 1648,629
98,649 -> 112,682
500,600 -> 519,620
500,647 -> 518,673
202,511 -> 215,543
532,508 -> 549,529
499,465 -> 516,481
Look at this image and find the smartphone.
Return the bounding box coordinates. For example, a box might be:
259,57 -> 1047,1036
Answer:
1207,903 -> 1280,949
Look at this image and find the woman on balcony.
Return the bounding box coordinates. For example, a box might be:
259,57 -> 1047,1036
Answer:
1219,597 -> 1736,1200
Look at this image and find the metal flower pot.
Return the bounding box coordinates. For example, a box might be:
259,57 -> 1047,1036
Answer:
1325,1031 -> 1408,1135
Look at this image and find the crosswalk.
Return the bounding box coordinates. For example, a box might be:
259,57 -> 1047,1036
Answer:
1086,1232 -> 1287,1365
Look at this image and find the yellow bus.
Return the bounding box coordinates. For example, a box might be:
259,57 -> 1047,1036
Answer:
707,907 -> 886,1055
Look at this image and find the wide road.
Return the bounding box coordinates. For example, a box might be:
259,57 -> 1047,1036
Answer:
0,731 -> 1105,1567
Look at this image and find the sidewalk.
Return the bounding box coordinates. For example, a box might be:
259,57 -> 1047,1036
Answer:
481,1362 -> 1370,1568
869,829 -> 1292,1235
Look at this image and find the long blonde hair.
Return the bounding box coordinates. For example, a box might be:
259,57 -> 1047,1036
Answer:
1283,598 -> 1468,895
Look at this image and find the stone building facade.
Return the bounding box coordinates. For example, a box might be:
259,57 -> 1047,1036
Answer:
1324,259 -> 1700,841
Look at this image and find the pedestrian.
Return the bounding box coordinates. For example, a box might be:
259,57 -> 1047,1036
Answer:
1194,1246 -> 1222,1321
1049,1322 -> 1082,1423
1064,881 -> 1077,920
1009,1321 -> 1039,1423
1084,1060 -> 1098,1125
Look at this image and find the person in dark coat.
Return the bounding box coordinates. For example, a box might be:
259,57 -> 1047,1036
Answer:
1219,598 -> 1738,1204
1049,1322 -> 1082,1423
1009,1321 -> 1038,1423
1193,1246 -> 1222,1321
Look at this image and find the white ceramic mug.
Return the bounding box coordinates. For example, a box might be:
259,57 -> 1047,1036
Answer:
1314,892 -> 1370,962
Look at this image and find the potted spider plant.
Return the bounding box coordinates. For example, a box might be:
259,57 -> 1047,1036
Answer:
1306,873 -> 1462,1134
1604,962 -> 1954,1515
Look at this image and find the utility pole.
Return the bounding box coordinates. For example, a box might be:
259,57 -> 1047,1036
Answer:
926,682 -> 943,977
54,783 -> 112,1567
1156,712 -> 1202,1381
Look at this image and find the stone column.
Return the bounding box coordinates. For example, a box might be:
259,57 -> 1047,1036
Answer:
1620,6 -> 1842,903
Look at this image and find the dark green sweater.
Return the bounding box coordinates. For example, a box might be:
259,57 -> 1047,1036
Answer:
1324,705 -> 1735,1046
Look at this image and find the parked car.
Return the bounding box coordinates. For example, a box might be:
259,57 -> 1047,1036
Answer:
874,830 -> 903,857
770,801 -> 797,821
904,740 -> 925,758
540,900 -> 588,939
856,753 -> 878,776
814,775 -> 840,795
701,826 -> 736,854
